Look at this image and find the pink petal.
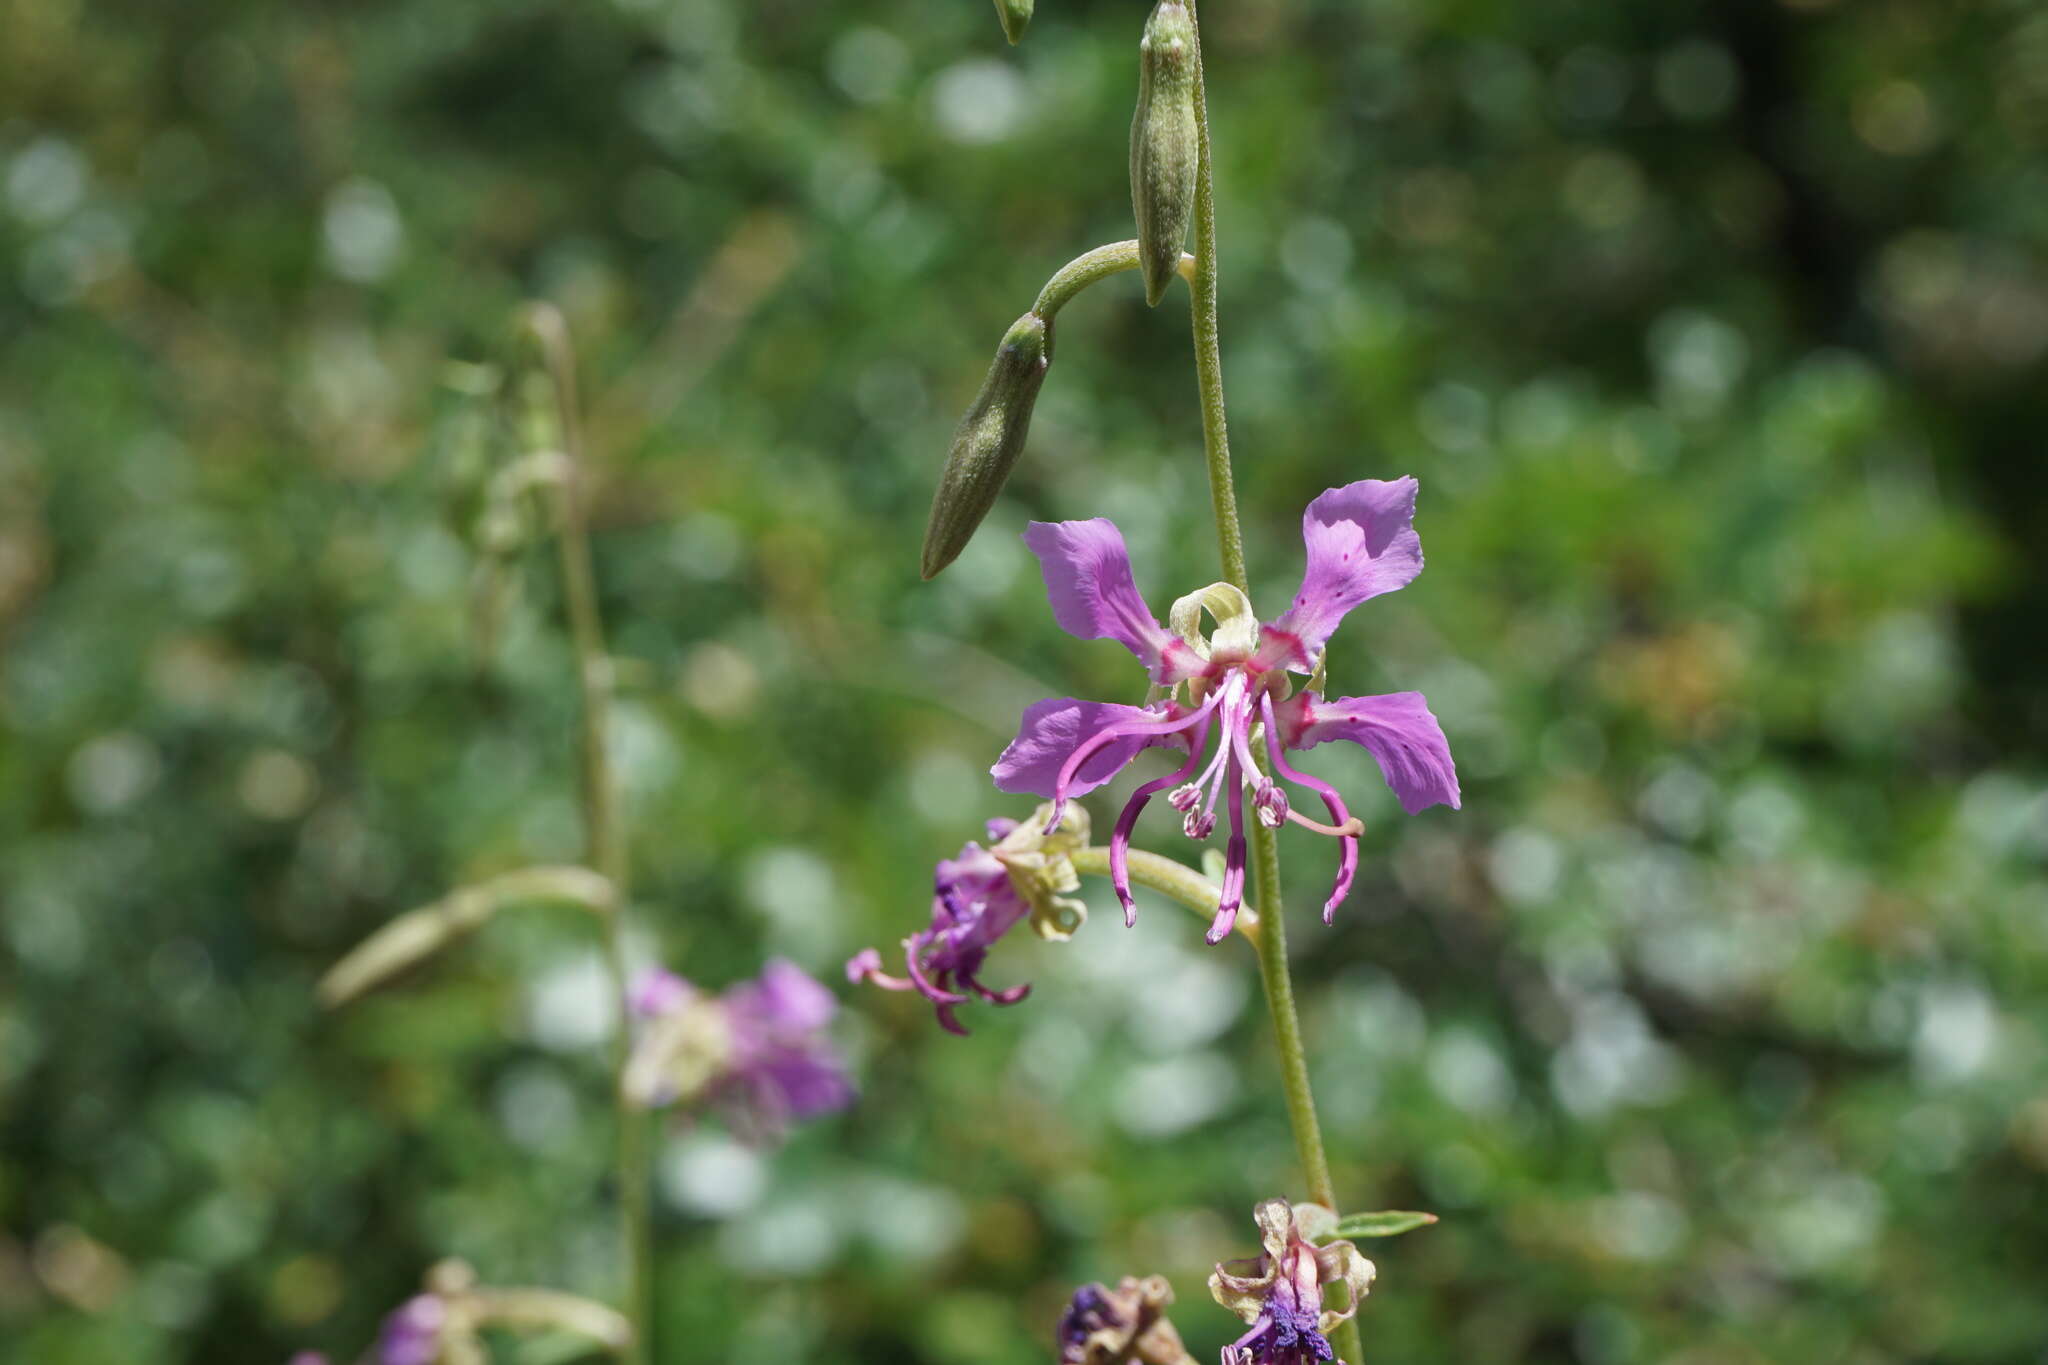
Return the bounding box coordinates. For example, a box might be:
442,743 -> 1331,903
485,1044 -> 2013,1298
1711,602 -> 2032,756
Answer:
1024,520 -> 1195,683
992,697 -> 1179,799
1283,691 -> 1460,814
1263,479 -> 1423,670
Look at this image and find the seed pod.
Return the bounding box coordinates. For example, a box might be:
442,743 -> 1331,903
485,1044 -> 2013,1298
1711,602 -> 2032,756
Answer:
1129,0 -> 1199,307
921,312 -> 1052,580
993,0 -> 1032,44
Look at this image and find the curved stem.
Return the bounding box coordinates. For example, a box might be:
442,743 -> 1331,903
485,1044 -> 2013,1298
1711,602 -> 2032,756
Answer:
1178,9 -> 1361,1362
521,303 -> 653,1365
1069,846 -> 1259,945
1033,240 -> 1195,321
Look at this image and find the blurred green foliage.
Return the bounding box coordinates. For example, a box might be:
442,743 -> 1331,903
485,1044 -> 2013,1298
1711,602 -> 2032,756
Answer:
4,0 -> 2047,1361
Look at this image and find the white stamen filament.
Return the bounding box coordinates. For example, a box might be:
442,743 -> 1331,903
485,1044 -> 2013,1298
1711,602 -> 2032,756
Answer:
1187,676 -> 1251,835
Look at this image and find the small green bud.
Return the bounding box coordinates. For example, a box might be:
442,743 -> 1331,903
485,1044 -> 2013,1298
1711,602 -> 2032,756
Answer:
1129,0 -> 1199,307
993,0 -> 1032,44
921,311 -> 1052,580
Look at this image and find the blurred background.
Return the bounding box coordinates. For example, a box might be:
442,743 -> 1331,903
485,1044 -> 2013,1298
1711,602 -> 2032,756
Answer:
4,0 -> 2047,1360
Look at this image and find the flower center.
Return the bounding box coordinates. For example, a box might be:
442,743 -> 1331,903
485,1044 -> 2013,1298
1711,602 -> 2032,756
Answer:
1168,580 -> 1262,669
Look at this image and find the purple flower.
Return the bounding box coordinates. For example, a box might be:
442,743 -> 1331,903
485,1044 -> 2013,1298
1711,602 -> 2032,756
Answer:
993,479 -> 1458,943
377,1294 -> 446,1365
288,1355 -> 329,1365
849,803 -> 1089,1034
623,959 -> 854,1138
1210,1202 -> 1375,1365
724,959 -> 856,1122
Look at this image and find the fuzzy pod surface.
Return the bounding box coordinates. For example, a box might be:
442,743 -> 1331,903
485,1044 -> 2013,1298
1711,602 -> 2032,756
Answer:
921,312 -> 1052,580
1129,0 -> 1198,307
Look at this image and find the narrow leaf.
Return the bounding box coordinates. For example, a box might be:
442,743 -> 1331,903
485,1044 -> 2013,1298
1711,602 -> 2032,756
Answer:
1332,1210 -> 1438,1239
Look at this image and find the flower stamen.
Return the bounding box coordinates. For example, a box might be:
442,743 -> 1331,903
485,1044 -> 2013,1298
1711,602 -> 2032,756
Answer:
1283,809 -> 1361,839
1110,719 -> 1214,926
1260,692 -> 1360,923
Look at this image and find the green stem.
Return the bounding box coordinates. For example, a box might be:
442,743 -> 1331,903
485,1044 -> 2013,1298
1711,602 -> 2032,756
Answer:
523,304 -> 653,1365
1178,8 -> 1361,1361
1068,846 -> 1259,944
1033,240 -> 1194,320
1034,240 -> 1140,318
1182,0 -> 1247,599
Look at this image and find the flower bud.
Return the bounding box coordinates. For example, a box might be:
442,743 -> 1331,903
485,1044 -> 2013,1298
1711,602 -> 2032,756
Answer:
993,0 -> 1032,44
1129,0 -> 1199,307
920,312 -> 1052,580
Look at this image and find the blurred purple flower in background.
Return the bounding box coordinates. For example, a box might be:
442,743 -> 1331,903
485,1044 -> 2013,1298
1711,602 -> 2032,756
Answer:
624,958 -> 853,1139
376,1293 -> 446,1365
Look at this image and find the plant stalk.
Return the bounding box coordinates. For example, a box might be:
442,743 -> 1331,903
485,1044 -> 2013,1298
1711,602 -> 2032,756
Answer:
1178,8 -> 1361,1361
1033,240 -> 1196,320
523,303 -> 653,1365
1068,846 -> 1258,944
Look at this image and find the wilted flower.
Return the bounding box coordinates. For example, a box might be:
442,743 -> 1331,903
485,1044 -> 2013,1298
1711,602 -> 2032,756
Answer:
623,958 -> 854,1137
993,479 -> 1459,943
848,802 -> 1089,1034
1059,1275 -> 1194,1365
1209,1201 -> 1374,1365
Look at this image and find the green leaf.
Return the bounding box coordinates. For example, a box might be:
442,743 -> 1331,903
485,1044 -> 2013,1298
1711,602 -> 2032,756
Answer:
1332,1210 -> 1439,1239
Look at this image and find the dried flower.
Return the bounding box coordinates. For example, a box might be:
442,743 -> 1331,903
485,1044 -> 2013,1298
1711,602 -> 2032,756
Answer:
849,802 -> 1088,1034
992,479 -> 1459,942
1059,1275 -> 1194,1365
624,959 -> 854,1137
1209,1201 -> 1375,1365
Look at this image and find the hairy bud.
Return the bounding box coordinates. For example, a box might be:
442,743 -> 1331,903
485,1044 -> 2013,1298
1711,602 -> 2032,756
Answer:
920,312 -> 1052,580
993,0 -> 1032,44
1129,0 -> 1199,307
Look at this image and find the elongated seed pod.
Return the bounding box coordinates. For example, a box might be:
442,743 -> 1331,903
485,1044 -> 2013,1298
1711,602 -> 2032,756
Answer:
1129,0 -> 1199,307
994,0 -> 1032,44
921,312 -> 1052,580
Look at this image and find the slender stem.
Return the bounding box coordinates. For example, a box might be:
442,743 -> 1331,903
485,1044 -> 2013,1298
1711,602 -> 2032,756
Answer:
522,303 -> 653,1365
1068,846 -> 1259,945
1178,9 -> 1361,1361
1182,0 -> 1248,598
1033,240 -> 1195,320
1034,240 -> 1140,318
1247,842 -> 1335,1208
